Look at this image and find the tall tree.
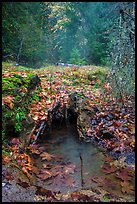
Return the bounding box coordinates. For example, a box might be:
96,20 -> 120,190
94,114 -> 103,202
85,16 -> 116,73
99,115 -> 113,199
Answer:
108,2 -> 135,98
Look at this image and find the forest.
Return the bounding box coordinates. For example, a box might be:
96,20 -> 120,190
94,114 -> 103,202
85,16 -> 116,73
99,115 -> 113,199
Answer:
2,2 -> 135,202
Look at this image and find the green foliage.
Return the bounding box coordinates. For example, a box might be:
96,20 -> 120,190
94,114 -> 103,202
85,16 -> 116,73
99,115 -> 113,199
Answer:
93,83 -> 100,89
15,107 -> 26,132
32,93 -> 40,102
2,63 -> 40,138
2,2 -> 46,68
2,130 -> 7,144
103,194 -> 110,201
72,80 -> 79,86
2,149 -> 10,156
63,80 -> 69,85
2,2 -> 111,67
77,92 -> 86,99
2,71 -> 36,96
68,48 -> 87,65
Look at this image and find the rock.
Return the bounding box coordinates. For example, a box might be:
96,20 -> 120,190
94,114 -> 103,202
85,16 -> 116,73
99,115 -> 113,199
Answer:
2,73 -> 40,142
69,92 -> 97,140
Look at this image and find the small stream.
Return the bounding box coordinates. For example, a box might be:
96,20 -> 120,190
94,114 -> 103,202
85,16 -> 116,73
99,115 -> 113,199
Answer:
30,124 -> 134,201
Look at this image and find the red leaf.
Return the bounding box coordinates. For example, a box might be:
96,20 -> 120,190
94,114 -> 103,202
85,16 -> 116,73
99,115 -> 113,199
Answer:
35,186 -> 55,197
120,181 -> 134,194
65,175 -> 75,187
40,152 -> 56,161
17,178 -> 30,188
37,173 -> 52,180
115,169 -> 133,181
5,172 -> 14,181
101,163 -> 117,174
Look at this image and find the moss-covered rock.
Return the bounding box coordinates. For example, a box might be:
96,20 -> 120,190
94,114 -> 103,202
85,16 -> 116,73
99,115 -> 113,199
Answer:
2,64 -> 41,142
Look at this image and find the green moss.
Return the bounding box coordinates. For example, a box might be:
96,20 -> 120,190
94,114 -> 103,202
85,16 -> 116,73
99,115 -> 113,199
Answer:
93,83 -> 100,89
31,93 -> 40,102
77,92 -> 86,99
15,107 -> 26,132
2,62 -> 39,140
2,71 -> 37,97
63,80 -> 69,85
72,80 -> 79,86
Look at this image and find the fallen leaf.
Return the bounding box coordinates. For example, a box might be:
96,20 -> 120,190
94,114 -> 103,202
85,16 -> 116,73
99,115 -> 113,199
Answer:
115,169 -> 133,181
30,149 -> 41,155
104,155 -> 114,163
120,181 -> 134,194
63,164 -> 75,174
64,175 -> 75,187
52,174 -> 64,186
31,166 -> 39,175
42,163 -> 52,169
40,152 -> 56,161
17,178 -> 30,188
71,192 -> 94,202
91,176 -> 104,187
5,172 -> 14,181
2,96 -> 14,109
38,146 -> 45,152
104,178 -> 119,190
22,167 -> 31,179
2,155 -> 11,164
37,173 -> 52,180
35,186 -> 55,197
101,163 -> 117,174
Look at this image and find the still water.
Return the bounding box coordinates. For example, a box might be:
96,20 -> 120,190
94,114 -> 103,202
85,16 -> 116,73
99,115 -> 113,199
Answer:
31,125 -> 134,201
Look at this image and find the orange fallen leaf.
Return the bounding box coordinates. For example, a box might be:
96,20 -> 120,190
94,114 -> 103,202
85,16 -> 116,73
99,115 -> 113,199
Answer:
2,155 -> 11,164
22,167 -> 31,179
2,96 -> 14,109
40,152 -> 56,161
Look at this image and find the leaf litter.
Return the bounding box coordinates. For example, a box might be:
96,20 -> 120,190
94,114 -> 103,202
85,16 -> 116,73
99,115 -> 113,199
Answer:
2,65 -> 135,202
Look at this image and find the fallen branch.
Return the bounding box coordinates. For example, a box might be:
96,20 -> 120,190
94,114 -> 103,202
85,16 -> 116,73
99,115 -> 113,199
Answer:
32,121 -> 46,145
79,153 -> 84,189
3,53 -> 17,58
32,100 -> 61,144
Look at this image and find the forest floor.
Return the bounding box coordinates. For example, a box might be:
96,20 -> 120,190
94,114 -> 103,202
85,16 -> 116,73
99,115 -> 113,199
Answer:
2,62 -> 135,202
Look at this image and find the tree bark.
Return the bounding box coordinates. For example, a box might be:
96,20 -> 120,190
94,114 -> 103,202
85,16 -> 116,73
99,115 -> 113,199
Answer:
17,38 -> 23,64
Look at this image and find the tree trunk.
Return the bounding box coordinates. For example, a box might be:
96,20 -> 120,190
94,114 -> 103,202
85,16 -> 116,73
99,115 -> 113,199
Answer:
17,38 -> 23,64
